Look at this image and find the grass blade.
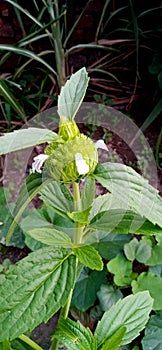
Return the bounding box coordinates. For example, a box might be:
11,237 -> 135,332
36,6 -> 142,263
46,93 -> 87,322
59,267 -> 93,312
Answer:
0,79 -> 26,122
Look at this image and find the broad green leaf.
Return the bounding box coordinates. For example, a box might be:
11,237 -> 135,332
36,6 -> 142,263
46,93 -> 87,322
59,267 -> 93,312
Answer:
21,204 -> 74,248
40,180 -> 73,218
124,237 -> 139,261
71,268 -> 106,311
124,237 -> 152,263
94,163 -> 162,228
5,173 -> 52,244
95,291 -> 153,346
0,247 -> 76,341
100,326 -> 126,350
107,253 -> 133,286
149,264 -> 162,277
89,193 -> 119,219
73,245 -> 103,271
58,67 -> 89,121
87,232 -> 131,259
97,284 -> 123,311
27,226 -> 72,247
147,239 -> 162,265
68,207 -> 91,224
89,209 -> 162,235
81,177 -> 95,210
142,312 -> 162,350
0,80 -> 26,122
53,317 -> 97,350
132,272 -> 162,310
0,127 -> 59,155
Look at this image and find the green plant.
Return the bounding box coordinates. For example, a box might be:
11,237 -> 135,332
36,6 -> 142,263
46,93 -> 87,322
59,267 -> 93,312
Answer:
1,67 -> 162,349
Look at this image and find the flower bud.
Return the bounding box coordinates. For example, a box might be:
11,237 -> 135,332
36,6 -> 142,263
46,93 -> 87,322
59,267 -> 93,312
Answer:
58,116 -> 80,141
45,134 -> 98,183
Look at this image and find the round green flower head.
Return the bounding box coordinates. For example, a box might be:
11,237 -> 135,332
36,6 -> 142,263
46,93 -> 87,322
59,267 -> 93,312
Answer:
45,130 -> 98,183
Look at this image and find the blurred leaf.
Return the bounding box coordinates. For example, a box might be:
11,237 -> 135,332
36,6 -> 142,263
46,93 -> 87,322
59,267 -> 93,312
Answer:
97,284 -> 123,311
86,232 -> 131,259
107,253 -> 133,286
71,268 -> 107,311
132,272 -> 162,310
140,99 -> 162,132
0,127 -> 59,155
124,237 -> 152,263
142,312 -> 162,350
0,80 -> 26,122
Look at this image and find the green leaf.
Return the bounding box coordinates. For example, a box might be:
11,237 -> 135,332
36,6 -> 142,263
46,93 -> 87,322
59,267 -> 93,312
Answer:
0,80 -> 26,122
0,247 -> 76,341
58,67 -> 89,121
0,127 -> 59,155
100,327 -> 127,350
71,268 -> 107,311
53,317 -> 97,350
132,272 -> 162,310
95,291 -> 153,346
5,173 -> 52,245
149,264 -> 162,277
107,253 -> 133,286
0,45 -> 57,76
89,209 -> 162,235
94,163 -> 162,228
73,245 -> 103,271
146,237 -> 162,265
81,177 -> 95,210
142,312 -> 162,350
97,284 -> 123,311
124,237 -> 152,263
68,207 -> 91,224
27,226 -> 72,247
88,233 -> 131,259
40,180 -> 73,218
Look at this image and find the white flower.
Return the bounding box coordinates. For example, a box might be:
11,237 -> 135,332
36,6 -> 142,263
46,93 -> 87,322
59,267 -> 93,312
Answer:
32,139 -> 108,175
95,139 -> 108,151
32,154 -> 49,173
0,222 -> 3,226
75,153 -> 89,175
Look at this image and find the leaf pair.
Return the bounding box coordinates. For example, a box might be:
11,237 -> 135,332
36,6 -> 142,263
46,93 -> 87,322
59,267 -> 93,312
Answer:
53,291 -> 153,350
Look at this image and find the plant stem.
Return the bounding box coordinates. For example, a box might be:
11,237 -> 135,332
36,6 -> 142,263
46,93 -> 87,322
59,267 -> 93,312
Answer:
50,182 -> 83,350
19,335 -> 43,350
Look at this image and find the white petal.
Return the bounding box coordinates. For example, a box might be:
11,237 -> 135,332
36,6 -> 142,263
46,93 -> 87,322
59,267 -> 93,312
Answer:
0,222 -> 3,226
32,154 -> 49,173
75,153 -> 89,175
95,139 -> 108,151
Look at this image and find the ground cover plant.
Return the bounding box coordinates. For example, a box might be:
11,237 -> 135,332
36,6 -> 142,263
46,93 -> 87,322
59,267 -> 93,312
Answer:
0,68 -> 162,349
